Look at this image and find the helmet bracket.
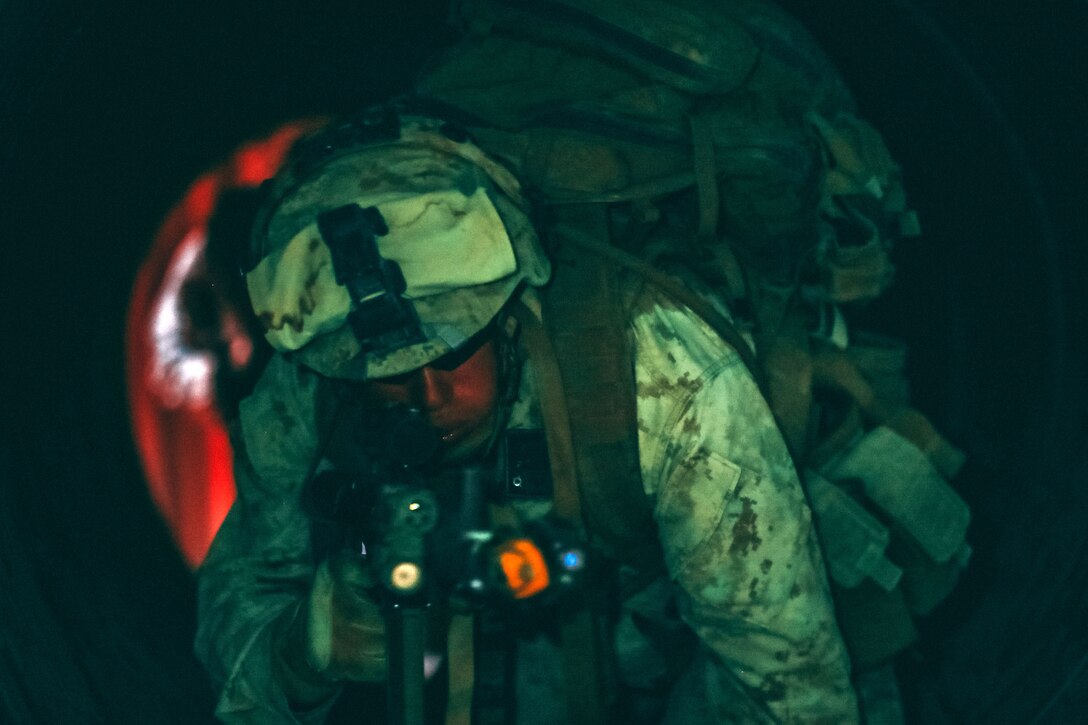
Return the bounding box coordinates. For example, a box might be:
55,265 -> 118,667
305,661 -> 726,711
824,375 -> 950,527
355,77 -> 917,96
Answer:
318,203 -> 426,356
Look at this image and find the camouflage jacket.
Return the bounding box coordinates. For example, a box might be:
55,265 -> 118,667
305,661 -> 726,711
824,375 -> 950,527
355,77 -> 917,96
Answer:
195,285 -> 858,724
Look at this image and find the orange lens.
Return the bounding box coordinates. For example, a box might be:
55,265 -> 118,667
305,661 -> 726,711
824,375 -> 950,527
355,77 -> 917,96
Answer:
497,538 -> 550,599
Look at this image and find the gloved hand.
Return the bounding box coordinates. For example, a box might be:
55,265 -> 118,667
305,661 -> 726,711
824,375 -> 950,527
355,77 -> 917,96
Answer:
275,552 -> 387,707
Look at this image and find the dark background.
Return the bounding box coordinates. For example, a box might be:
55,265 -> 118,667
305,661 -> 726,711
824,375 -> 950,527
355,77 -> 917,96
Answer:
2,1 -> 1085,723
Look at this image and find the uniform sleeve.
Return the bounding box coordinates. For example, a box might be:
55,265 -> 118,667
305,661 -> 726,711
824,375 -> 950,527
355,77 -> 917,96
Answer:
632,297 -> 859,724
194,354 -> 337,724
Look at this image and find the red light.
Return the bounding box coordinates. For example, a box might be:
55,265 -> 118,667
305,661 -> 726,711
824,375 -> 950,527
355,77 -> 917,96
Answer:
126,119 -> 322,568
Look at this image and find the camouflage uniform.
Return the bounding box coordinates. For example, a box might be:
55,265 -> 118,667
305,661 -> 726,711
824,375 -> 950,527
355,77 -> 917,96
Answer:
195,113 -> 857,723
626,285 -> 856,722
196,282 -> 857,724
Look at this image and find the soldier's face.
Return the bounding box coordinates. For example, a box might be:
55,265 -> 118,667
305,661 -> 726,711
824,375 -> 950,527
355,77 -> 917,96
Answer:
361,336 -> 500,455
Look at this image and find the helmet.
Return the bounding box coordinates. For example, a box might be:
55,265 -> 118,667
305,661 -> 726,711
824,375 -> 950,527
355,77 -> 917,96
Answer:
244,105 -> 551,380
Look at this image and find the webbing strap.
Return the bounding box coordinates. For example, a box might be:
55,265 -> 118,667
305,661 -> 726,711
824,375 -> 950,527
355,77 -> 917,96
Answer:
811,344 -> 965,478
551,221 -> 767,395
507,302 -> 584,525
824,236 -> 896,303
508,301 -> 611,725
445,614 -> 474,725
688,112 -> 720,240
755,304 -> 815,462
541,210 -> 659,561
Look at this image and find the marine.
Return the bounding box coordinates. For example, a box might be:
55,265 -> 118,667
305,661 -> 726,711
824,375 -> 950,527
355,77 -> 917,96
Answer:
196,2 -> 971,721
194,109 -> 859,723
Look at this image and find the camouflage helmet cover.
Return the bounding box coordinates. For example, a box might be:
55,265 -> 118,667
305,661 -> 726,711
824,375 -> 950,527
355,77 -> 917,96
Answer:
246,112 -> 551,379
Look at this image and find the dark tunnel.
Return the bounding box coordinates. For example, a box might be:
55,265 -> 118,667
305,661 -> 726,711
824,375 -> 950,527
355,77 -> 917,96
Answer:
2,1 -> 1086,722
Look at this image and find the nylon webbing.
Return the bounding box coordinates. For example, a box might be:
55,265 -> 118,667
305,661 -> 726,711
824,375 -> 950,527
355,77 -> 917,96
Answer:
811,344 -> 965,478
508,301 -> 611,725
753,302 -> 815,462
542,210 -> 660,562
688,112 -> 720,240
551,222 -> 767,396
508,302 -> 584,525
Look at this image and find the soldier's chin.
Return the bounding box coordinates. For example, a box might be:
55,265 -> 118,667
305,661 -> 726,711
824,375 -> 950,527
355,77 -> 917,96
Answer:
435,419 -> 495,463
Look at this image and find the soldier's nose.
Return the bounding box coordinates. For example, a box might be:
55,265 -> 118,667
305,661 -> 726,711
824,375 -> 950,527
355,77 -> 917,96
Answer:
415,366 -> 452,411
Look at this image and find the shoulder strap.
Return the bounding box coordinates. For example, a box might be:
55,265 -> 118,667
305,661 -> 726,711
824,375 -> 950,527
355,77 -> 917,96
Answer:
508,300 -> 615,725
523,205 -> 771,566
512,205 -> 797,723
533,207 -> 660,563
550,220 -> 766,392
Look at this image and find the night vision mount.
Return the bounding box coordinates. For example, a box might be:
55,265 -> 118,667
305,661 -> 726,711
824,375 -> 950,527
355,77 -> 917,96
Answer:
317,203 -> 426,356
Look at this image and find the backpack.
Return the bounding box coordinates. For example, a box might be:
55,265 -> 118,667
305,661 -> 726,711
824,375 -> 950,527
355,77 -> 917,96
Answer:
413,0 -> 971,673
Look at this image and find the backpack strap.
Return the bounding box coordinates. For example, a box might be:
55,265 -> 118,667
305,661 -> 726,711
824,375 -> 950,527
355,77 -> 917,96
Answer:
688,111 -> 720,240
508,299 -> 615,725
506,300 -> 587,527
549,220 -> 766,393
532,206 -> 777,571
536,207 -> 660,562
810,342 -> 966,478
751,289 -> 817,461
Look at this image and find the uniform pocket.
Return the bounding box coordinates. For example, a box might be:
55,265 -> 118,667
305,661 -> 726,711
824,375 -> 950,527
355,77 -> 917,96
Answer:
654,448 -> 744,573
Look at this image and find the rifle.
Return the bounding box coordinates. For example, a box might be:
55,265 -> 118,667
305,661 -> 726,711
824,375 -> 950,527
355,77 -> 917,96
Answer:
306,407 -> 587,725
